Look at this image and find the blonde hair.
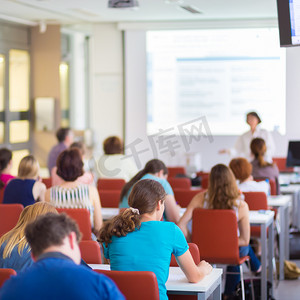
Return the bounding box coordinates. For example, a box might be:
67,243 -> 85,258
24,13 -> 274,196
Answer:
18,155 -> 39,178
205,164 -> 240,209
0,202 -> 57,259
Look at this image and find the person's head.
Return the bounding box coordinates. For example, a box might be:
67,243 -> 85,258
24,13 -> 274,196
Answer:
56,127 -> 74,146
70,141 -> 85,158
18,155 -> 40,179
25,213 -> 82,264
206,164 -> 240,209
56,148 -> 84,182
0,202 -> 57,259
120,159 -> 168,201
229,158 -> 252,183
250,137 -> 270,167
103,136 -> 123,155
246,111 -> 261,130
0,148 -> 12,173
99,179 -> 166,246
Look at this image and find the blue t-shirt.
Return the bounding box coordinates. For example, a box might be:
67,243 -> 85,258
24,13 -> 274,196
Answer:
103,221 -> 188,300
119,174 -> 174,208
0,252 -> 125,300
0,243 -> 33,273
3,178 -> 36,207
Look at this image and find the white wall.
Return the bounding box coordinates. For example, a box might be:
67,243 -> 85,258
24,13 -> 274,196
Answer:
91,23 -> 300,172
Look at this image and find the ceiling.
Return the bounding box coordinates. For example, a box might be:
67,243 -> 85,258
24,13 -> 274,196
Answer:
0,0 -> 278,26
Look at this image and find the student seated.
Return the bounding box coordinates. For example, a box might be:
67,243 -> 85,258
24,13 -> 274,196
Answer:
0,202 -> 57,272
119,159 -> 180,223
45,148 -> 103,234
229,157 -> 270,195
177,164 -> 261,297
250,137 -> 280,194
98,179 -> 212,300
0,148 -> 15,188
3,155 -> 46,207
0,213 -> 124,300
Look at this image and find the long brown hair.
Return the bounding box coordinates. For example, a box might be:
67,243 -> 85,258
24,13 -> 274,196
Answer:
0,202 -> 57,259
99,179 -> 166,246
205,164 -> 240,209
120,159 -> 168,201
250,138 -> 272,167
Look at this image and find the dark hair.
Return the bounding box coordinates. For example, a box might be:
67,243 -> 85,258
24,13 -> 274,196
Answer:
229,158 -> 252,182
103,136 -> 123,155
25,213 -> 81,258
56,127 -> 71,143
70,141 -> 85,156
0,148 -> 12,188
56,148 -> 84,181
250,138 -> 272,167
98,179 -> 166,246
120,159 -> 168,201
247,111 -> 261,124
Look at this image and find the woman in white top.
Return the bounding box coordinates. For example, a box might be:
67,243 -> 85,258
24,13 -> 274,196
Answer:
220,112 -> 275,162
96,136 -> 138,182
178,164 -> 261,298
229,157 -> 270,195
45,148 -> 103,233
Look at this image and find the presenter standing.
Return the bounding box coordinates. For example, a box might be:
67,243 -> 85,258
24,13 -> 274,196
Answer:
220,112 -> 275,162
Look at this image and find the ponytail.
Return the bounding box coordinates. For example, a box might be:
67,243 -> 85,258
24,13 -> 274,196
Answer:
250,138 -> 272,167
98,208 -> 141,247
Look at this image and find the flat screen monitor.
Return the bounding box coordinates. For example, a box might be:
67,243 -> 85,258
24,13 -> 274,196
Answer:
277,0 -> 300,46
287,141 -> 300,166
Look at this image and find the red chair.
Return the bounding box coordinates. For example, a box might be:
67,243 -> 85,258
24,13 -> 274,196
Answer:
173,189 -> 202,208
0,204 -> 24,237
95,270 -> 159,300
42,178 -> 52,189
97,178 -> 126,191
192,209 -> 250,300
272,157 -> 293,173
254,177 -> 277,195
0,188 -> 5,203
170,243 -> 200,266
196,172 -> 210,189
0,268 -> 16,288
56,208 -> 92,240
168,177 -> 191,190
79,240 -> 102,264
99,190 -> 120,208
167,167 -> 186,178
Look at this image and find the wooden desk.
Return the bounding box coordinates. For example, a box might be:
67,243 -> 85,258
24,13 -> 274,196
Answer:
268,195 -> 292,280
89,264 -> 223,300
249,210 -> 274,300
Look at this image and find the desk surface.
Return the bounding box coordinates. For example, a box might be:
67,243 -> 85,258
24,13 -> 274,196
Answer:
248,210 -> 274,224
268,195 -> 292,207
89,264 -> 223,293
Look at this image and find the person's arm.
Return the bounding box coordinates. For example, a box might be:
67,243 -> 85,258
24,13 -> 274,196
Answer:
176,250 -> 212,282
177,192 -> 205,239
237,201 -> 250,246
90,185 -> 103,233
164,194 -> 180,224
32,181 -> 46,202
45,188 -> 51,203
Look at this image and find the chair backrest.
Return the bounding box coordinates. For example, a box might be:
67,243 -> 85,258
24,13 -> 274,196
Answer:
42,177 -> 52,189
272,157 -> 294,173
0,204 -> 24,237
56,208 -> 92,240
168,177 -> 191,190
253,177 -> 277,195
170,243 -> 200,266
95,270 -> 160,300
192,208 -> 240,264
99,190 -> 120,208
97,178 -> 126,191
79,240 -> 102,264
167,167 -> 186,178
243,192 -> 268,210
0,188 -> 4,204
196,172 -> 210,189
0,268 -> 17,288
173,189 -> 202,208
